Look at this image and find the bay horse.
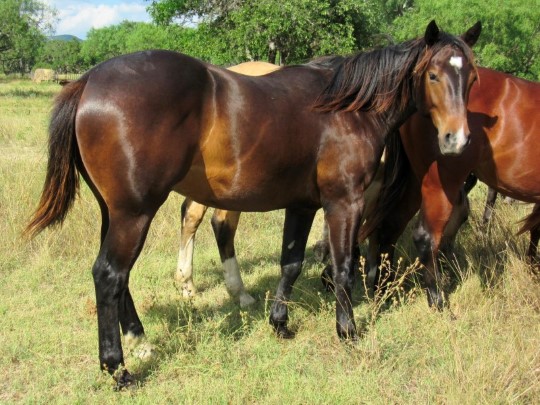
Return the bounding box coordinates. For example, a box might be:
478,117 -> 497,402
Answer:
363,66 -> 540,309
25,21 -> 481,387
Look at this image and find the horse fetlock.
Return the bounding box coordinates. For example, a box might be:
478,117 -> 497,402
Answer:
174,272 -> 197,298
336,319 -> 358,341
124,332 -> 156,361
426,287 -> 445,311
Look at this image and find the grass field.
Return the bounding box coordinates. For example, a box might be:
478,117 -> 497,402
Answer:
0,78 -> 539,403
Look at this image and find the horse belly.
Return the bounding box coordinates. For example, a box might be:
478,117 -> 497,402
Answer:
173,157 -> 319,211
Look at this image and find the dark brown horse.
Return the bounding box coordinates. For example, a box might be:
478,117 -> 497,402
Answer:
364,66 -> 540,309
26,21 -> 481,387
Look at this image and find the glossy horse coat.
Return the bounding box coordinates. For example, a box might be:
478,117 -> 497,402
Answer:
365,67 -> 539,307
26,21 -> 480,387
176,61 -> 280,307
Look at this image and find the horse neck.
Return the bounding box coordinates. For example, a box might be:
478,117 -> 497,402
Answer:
374,92 -> 418,138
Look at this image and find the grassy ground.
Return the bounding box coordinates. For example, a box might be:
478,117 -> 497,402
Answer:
0,78 -> 538,403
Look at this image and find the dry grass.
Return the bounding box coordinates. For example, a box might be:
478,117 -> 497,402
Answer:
0,79 -> 538,403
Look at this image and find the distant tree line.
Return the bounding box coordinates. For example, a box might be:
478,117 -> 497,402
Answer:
2,0 -> 539,80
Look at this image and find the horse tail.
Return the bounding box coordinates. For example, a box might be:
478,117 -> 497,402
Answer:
359,130 -> 411,241
25,74 -> 89,238
517,203 -> 540,236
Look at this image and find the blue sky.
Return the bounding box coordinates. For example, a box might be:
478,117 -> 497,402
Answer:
44,0 -> 152,39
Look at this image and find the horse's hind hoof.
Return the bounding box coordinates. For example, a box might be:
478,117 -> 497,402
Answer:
274,325 -> 296,339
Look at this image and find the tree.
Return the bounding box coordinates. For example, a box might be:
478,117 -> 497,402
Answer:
35,39 -> 84,73
390,0 -> 540,80
0,0 -> 56,74
147,0 -> 391,65
80,21 -> 204,67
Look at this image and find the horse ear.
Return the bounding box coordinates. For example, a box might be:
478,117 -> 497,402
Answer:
424,20 -> 440,46
462,21 -> 482,47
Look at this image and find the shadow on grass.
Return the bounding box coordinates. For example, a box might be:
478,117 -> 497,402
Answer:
130,246 -> 375,385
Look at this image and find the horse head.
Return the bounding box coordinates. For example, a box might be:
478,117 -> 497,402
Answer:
415,20 -> 482,155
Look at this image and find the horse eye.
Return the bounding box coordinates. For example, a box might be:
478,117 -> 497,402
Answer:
429,72 -> 438,81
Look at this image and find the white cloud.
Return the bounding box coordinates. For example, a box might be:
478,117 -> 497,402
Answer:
47,1 -> 151,39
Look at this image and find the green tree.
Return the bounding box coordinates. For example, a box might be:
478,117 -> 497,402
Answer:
80,21 -> 204,67
35,39 -> 85,73
147,0 -> 391,65
390,0 -> 540,80
0,0 -> 56,74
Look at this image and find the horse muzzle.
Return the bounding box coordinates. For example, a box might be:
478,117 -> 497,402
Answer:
438,126 -> 471,156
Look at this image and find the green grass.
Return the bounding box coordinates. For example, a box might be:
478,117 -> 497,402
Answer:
0,79 -> 538,403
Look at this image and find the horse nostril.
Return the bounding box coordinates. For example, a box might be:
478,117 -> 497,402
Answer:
445,133 -> 451,142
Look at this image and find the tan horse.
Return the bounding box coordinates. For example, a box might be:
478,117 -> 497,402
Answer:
176,153 -> 386,306
176,61 -> 279,307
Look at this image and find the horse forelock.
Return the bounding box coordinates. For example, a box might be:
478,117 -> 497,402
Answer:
412,32 -> 478,93
313,31 -> 477,115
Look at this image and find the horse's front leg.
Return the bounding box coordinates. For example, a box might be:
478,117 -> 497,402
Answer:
324,200 -> 364,340
413,177 -> 462,310
269,208 -> 316,338
175,199 -> 208,298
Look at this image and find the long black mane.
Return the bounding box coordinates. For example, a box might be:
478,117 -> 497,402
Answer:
314,32 -> 476,114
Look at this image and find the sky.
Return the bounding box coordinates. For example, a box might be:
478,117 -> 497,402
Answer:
44,0 -> 152,39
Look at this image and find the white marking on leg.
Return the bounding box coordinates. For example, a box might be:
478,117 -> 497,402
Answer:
223,257 -> 256,307
124,331 -> 155,361
175,235 -> 196,297
288,240 -> 295,250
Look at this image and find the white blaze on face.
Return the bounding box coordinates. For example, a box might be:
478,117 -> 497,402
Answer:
455,126 -> 467,147
449,56 -> 463,70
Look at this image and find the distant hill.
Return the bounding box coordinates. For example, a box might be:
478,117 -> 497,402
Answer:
48,35 -> 83,42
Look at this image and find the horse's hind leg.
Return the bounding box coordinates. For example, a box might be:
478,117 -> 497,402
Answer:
270,208 -> 316,338
88,180 -> 152,360
210,210 -> 255,307
439,189 -> 470,257
93,208 -> 156,386
526,204 -> 540,276
482,187 -> 498,225
175,199 -> 208,298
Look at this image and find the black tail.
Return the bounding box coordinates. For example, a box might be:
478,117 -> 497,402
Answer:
25,74 -> 89,237
359,130 -> 412,241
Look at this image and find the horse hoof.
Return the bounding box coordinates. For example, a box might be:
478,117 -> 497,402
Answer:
113,369 -> 135,391
321,265 -> 334,293
337,326 -> 359,342
274,325 -> 295,339
239,293 -> 257,308
426,289 -> 445,311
